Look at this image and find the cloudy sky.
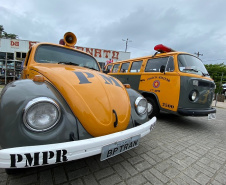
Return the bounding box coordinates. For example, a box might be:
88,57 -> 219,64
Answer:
0,0 -> 226,64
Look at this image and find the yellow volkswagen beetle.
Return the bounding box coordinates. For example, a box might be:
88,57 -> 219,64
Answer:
0,32 -> 156,174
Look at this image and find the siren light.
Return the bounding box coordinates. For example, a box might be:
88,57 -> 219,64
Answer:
154,44 -> 176,53
59,32 -> 77,47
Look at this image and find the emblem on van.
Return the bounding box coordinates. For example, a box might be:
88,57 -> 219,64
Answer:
153,80 -> 160,88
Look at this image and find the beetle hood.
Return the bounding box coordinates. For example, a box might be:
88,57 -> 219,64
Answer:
31,64 -> 131,136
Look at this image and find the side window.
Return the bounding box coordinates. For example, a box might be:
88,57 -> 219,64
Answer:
25,48 -> 32,66
107,64 -> 113,71
120,63 -> 130,73
112,64 -> 120,73
145,57 -> 174,72
165,57 -> 174,72
130,61 -> 143,72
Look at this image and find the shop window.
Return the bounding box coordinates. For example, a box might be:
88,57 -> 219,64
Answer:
16,52 -> 21,58
22,53 -> 26,58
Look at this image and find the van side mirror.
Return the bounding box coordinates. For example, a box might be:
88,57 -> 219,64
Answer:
160,65 -> 165,73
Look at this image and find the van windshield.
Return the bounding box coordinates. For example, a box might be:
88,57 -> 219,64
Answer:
35,44 -> 100,71
178,54 -> 209,76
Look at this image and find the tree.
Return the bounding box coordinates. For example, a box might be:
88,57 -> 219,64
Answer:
0,25 -> 18,39
205,63 -> 226,93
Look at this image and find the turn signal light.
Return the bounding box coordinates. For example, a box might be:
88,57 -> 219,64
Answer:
123,84 -> 131,88
33,75 -> 45,82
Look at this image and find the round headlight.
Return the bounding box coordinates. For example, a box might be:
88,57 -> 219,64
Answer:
23,97 -> 61,132
135,97 -> 148,115
189,90 -> 198,101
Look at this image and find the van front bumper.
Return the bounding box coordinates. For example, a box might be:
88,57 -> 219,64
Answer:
178,107 -> 216,116
0,117 -> 156,169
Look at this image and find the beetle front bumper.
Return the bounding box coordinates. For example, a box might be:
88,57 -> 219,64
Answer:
0,117 -> 156,169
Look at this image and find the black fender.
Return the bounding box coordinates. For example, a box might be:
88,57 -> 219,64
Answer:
126,88 -> 148,126
0,79 -> 90,149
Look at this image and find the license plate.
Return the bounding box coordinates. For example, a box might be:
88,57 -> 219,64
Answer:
100,135 -> 140,161
208,113 -> 216,120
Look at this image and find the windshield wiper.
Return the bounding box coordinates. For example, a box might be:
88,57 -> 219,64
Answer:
183,68 -> 208,76
83,66 -> 99,71
58,62 -> 79,66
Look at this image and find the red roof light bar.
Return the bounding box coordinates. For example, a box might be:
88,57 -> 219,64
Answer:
154,44 -> 176,53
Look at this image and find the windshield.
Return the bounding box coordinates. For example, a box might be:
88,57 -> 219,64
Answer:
34,45 -> 100,71
178,54 -> 209,76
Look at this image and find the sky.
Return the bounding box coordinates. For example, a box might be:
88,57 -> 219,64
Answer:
0,0 -> 226,65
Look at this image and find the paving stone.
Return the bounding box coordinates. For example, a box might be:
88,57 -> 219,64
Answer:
149,167 -> 169,184
155,161 -> 171,172
0,173 -> 7,183
214,172 -> 226,184
68,167 -> 90,180
94,167 -> 114,180
70,178 -> 84,185
176,173 -> 200,185
99,174 -> 122,185
183,166 -> 199,179
53,166 -> 67,184
39,169 -> 53,185
140,153 -> 157,165
163,167 -> 180,179
195,172 -> 211,184
126,174 -> 147,185
8,173 -> 38,185
128,155 -> 144,165
142,171 -> 164,185
113,163 -> 130,180
121,161 -> 138,176
134,161 -> 151,172
83,174 -> 98,185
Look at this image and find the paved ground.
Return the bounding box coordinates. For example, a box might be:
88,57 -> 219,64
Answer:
0,87 -> 226,185
0,110 -> 226,184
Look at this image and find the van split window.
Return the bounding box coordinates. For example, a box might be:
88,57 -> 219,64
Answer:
130,61 -> 142,72
120,63 -> 130,73
145,57 -> 174,72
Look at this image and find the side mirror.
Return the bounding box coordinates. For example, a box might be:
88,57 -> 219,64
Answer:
160,65 -> 165,73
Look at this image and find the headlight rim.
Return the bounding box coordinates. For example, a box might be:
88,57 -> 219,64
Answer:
135,96 -> 148,115
23,97 -> 61,132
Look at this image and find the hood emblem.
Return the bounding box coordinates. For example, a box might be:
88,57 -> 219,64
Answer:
113,109 -> 118,127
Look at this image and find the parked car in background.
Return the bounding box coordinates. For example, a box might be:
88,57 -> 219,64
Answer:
0,32 -> 156,174
222,83 -> 226,96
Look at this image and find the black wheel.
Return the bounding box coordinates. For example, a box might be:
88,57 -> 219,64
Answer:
146,97 -> 160,118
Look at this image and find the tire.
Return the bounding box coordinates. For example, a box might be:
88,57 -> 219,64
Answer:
146,97 -> 160,118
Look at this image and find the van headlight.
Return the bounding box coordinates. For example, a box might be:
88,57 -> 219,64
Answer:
23,97 -> 61,132
189,90 -> 198,101
135,97 -> 147,115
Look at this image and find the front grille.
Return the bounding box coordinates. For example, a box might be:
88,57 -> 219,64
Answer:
199,81 -> 215,88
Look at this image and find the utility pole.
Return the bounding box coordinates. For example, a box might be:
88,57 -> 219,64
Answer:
194,52 -> 203,57
122,38 -> 132,52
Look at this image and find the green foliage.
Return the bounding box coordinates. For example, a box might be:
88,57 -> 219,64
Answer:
205,63 -> 226,93
0,25 -> 18,39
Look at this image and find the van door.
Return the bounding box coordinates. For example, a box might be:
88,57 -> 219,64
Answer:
139,56 -> 180,112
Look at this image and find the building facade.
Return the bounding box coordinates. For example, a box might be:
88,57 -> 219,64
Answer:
0,38 -> 130,84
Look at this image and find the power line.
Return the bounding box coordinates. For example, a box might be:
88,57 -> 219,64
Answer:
194,51 -> 203,57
